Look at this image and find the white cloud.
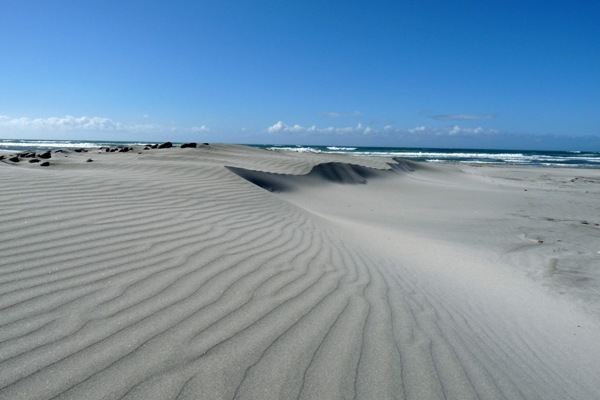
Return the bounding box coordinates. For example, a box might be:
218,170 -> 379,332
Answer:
267,121 -> 286,133
406,125 -> 497,138
408,126 -> 426,133
0,115 -> 210,135
266,120 -> 503,141
267,121 -> 316,134
288,124 -> 304,133
191,125 -> 210,133
446,125 -> 487,136
0,115 -> 122,131
449,125 -> 461,135
267,121 -> 374,136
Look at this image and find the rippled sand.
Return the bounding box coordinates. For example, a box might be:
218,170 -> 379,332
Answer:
1,144 -> 598,399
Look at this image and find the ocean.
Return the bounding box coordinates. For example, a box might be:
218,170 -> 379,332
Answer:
2,139 -> 600,169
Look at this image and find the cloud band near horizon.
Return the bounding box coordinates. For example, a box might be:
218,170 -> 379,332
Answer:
0,115 -> 209,134
267,121 -> 494,137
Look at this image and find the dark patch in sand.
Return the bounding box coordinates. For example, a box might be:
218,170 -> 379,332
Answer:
227,160 -> 411,193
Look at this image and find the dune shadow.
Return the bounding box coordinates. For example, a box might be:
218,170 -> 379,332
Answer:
226,160 -> 415,193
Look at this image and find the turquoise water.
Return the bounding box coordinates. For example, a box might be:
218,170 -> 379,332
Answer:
2,139 -> 600,168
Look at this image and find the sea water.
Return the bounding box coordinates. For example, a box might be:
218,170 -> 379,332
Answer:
259,145 -> 600,168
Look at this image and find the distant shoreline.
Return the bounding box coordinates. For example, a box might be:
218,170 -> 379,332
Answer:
2,139 -> 600,168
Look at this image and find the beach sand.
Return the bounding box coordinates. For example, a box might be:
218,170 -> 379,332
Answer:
1,144 -> 599,399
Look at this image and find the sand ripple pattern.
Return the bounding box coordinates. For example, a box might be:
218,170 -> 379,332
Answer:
0,149 -> 598,399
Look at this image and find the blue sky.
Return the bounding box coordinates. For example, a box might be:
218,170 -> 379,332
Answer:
1,1 -> 599,149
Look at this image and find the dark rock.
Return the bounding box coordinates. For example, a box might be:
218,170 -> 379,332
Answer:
143,146 -> 151,150
86,159 -> 93,162
38,151 -> 52,159
180,142 -> 197,148
118,147 -> 130,153
202,143 -> 209,146
29,159 -> 40,163
150,144 -> 159,149
40,161 -> 50,167
9,156 -> 20,162
158,142 -> 173,149
110,148 -> 117,152
19,151 -> 36,158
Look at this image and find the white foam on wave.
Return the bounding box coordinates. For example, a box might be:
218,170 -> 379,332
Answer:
266,146 -> 322,153
453,160 -> 496,164
327,146 -> 357,151
352,151 -> 600,165
0,141 -> 101,149
0,140 -> 154,151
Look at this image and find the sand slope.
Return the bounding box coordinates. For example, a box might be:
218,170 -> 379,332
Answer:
0,144 -> 599,399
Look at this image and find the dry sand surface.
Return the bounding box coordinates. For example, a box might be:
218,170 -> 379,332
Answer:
1,144 -> 599,399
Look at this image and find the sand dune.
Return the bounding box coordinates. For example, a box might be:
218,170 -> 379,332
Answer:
1,144 -> 599,399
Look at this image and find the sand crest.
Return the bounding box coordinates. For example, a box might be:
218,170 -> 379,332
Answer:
1,144 -> 599,399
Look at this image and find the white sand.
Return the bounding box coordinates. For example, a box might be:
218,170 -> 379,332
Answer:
0,144 -> 599,399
